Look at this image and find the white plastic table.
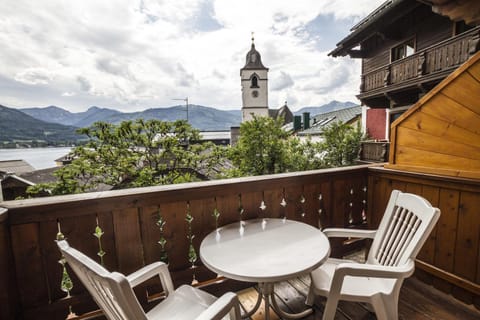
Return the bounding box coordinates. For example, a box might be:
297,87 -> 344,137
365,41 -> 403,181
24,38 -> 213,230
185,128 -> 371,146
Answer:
200,218 -> 330,319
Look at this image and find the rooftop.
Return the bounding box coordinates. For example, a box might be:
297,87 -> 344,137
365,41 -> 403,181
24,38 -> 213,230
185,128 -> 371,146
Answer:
0,159 -> 35,174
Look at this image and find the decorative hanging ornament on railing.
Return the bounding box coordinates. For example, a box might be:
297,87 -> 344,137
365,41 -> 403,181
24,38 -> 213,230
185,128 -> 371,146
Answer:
185,202 -> 198,285
259,191 -> 267,212
93,216 -> 106,266
280,188 -> 287,208
348,188 -> 354,225
212,197 -> 221,229
238,194 -> 245,218
56,221 -> 73,299
362,186 -> 368,222
318,193 -> 324,230
299,191 -> 306,218
156,207 -> 168,263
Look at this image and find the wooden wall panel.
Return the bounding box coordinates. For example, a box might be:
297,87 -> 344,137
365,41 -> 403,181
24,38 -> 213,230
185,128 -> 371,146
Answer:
417,185 -> 440,264
368,167 -> 480,308
433,189 -> 460,293
139,205 -> 162,265
38,219 -> 63,303
421,94 -> 480,134
0,209 -> 18,320
454,192 -> 480,281
113,207 -> 144,275
10,223 -> 49,308
387,52 -> 480,179
415,13 -> 452,50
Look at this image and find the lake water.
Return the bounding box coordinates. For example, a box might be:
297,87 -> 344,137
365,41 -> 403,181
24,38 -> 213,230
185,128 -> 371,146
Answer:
0,147 -> 72,170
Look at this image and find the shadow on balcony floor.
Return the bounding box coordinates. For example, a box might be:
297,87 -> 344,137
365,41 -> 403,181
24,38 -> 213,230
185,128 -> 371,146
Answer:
236,274 -> 480,320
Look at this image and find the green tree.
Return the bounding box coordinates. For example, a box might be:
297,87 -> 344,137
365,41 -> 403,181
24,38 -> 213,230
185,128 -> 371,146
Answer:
320,121 -> 364,167
283,137 -> 326,171
226,116 -> 289,176
226,116 -> 325,176
27,119 -> 225,196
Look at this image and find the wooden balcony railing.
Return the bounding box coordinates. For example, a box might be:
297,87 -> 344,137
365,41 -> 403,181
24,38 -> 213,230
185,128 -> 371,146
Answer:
0,165 -> 371,320
2,164 -> 480,319
360,27 -> 480,93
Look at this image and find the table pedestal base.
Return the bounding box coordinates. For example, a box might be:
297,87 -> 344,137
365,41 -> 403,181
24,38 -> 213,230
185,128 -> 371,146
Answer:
241,283 -> 313,320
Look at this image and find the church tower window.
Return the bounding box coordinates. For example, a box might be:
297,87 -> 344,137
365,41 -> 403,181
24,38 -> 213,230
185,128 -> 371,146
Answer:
251,75 -> 259,88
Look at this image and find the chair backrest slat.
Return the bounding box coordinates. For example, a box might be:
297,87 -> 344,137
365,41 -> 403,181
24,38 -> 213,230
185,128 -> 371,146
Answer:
368,190 -> 440,267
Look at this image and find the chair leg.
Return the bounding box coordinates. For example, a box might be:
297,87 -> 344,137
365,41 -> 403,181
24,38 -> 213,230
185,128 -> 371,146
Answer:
305,285 -> 315,306
322,296 -> 340,320
371,295 -> 398,320
229,305 -> 241,320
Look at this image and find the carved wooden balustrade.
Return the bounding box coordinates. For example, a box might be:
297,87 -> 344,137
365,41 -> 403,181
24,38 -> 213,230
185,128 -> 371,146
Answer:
360,27 -> 480,93
0,165 -> 370,320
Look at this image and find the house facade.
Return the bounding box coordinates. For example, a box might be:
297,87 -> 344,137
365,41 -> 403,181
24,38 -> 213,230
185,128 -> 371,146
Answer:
330,0 -> 480,140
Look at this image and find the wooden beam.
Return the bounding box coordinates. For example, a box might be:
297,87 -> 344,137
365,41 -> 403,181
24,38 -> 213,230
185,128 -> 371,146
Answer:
347,49 -> 364,59
416,260 -> 480,296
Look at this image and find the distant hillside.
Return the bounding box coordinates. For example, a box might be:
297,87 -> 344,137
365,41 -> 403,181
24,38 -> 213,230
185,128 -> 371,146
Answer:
0,105 -> 84,146
17,100 -> 356,133
295,100 -> 357,117
20,106 -> 122,127
21,105 -> 242,131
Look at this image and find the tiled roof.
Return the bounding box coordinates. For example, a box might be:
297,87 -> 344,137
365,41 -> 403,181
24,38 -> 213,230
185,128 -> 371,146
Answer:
19,167 -> 59,184
298,106 -> 362,136
0,160 -> 35,174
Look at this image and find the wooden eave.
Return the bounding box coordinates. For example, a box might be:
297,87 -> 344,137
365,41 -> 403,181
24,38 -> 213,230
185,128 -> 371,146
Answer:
386,51 -> 480,178
329,0 -> 420,57
423,0 -> 480,25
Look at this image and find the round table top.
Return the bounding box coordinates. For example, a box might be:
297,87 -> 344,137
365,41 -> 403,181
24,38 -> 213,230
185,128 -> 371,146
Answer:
200,218 -> 330,283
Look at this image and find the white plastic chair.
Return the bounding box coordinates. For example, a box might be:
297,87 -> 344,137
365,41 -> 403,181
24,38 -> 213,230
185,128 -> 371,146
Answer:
306,190 -> 440,320
57,240 -> 241,320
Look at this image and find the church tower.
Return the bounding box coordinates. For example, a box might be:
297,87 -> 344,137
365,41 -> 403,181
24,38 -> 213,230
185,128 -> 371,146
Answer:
240,35 -> 269,122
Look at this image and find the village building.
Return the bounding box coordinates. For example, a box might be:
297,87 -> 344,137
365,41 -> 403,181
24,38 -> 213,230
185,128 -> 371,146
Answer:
329,0 -> 480,141
297,105 -> 362,142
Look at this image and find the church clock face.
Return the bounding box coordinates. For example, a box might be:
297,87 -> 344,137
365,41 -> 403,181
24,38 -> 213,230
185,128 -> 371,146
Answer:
251,90 -> 259,98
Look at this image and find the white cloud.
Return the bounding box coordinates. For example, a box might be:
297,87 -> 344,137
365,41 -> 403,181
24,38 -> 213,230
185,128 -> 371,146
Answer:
272,71 -> 294,91
0,0 -> 385,112
14,68 -> 53,85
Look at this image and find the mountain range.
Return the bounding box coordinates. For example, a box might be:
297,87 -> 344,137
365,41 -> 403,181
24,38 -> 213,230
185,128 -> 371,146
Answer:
20,100 -> 356,129
0,105 -> 83,146
20,105 -> 242,130
0,100 -> 357,146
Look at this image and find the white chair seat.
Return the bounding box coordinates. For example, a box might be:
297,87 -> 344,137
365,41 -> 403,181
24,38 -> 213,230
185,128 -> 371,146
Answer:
147,285 -> 229,320
310,258 -> 397,300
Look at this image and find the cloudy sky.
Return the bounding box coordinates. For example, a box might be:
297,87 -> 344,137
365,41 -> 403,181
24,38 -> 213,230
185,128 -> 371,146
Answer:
0,0 -> 385,112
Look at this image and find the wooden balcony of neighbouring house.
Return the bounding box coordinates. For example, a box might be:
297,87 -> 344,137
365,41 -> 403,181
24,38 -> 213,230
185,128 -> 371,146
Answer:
358,26 -> 480,107
1,164 -> 480,320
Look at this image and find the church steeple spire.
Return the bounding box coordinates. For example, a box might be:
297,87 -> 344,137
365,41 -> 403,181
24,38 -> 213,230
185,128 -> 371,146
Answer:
242,33 -> 268,70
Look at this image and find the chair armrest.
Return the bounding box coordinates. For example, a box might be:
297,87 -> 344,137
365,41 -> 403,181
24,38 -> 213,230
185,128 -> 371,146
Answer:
323,228 -> 377,239
126,261 -> 175,296
195,292 -> 241,320
333,259 -> 415,283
